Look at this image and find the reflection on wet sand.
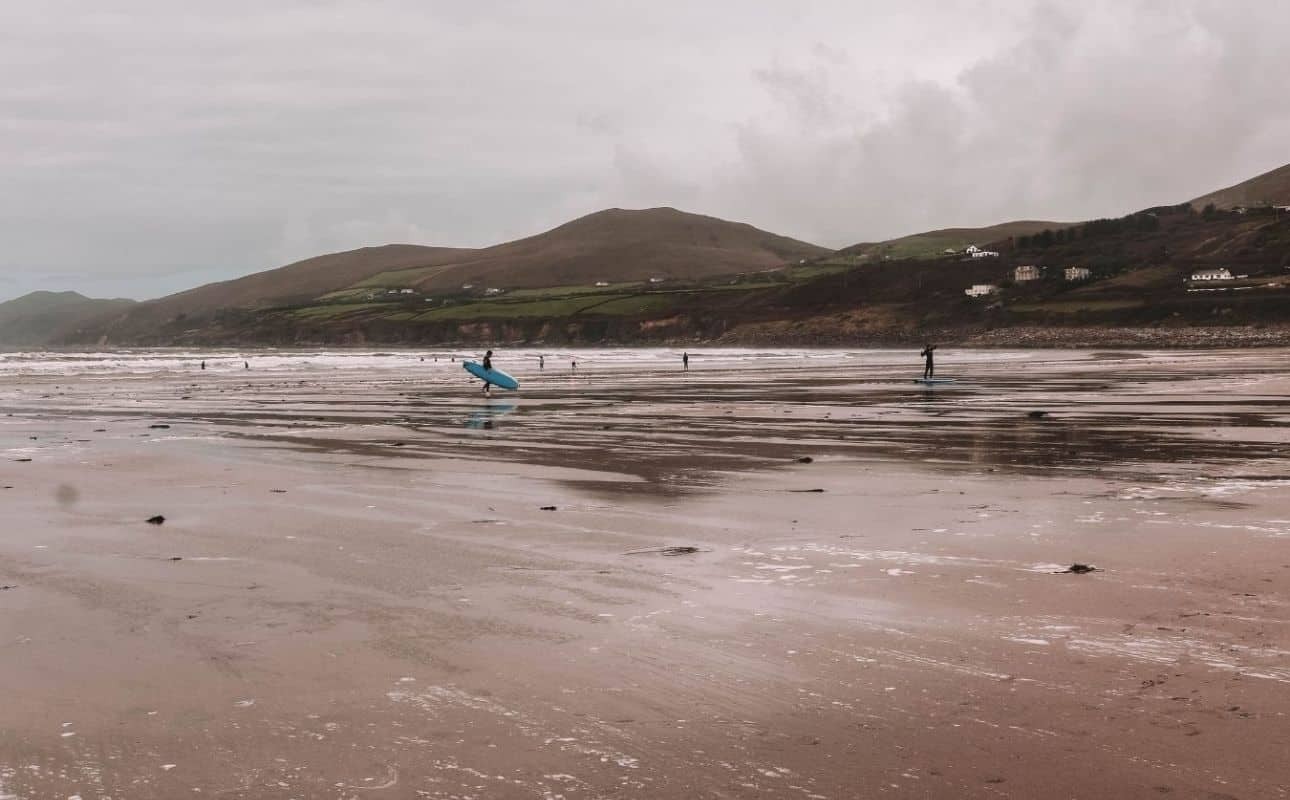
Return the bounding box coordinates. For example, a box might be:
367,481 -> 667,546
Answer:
1,348 -> 1289,798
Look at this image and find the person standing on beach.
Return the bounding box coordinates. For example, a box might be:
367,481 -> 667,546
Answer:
920,344 -> 936,379
683,352 -> 689,371
481,350 -> 494,396
539,355 -> 544,370
201,360 -> 206,370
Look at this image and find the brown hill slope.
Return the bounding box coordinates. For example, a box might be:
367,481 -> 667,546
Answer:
0,291 -> 137,346
379,207 -> 830,291
840,219 -> 1071,260
1190,162 -> 1290,210
100,244 -> 473,335
151,244 -> 473,313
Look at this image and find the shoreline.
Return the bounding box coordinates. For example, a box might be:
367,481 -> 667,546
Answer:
9,323 -> 1290,354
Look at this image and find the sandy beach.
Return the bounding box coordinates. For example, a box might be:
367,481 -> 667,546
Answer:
2,347 -> 1289,799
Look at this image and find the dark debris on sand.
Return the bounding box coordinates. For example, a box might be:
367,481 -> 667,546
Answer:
1056,563 -> 1099,574
146,515 -> 166,525
624,546 -> 703,557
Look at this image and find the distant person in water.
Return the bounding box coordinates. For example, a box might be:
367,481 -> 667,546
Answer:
244,361 -> 249,369
571,360 -> 577,372
682,351 -> 689,371
481,349 -> 494,395
200,360 -> 206,370
539,355 -> 544,370
920,344 -> 936,379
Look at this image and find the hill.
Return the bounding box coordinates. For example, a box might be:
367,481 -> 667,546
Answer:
1190,162 -> 1290,210
90,244 -> 474,342
365,207 -> 831,291
840,220 -> 1072,261
134,198 -> 1290,348
76,208 -> 828,344
39,160 -> 1290,348
0,291 -> 137,346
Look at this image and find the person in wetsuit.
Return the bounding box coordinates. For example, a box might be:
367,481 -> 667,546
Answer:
683,352 -> 689,371
920,344 -> 936,379
481,349 -> 494,395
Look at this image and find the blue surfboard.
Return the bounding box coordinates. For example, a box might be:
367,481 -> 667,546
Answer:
463,361 -> 520,390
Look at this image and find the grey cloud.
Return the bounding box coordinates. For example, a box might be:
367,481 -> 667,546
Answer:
613,1 -> 1290,246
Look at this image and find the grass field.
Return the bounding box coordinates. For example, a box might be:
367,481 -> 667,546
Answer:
288,302 -> 396,318
353,264 -> 456,288
504,283 -> 644,299
410,295 -> 633,321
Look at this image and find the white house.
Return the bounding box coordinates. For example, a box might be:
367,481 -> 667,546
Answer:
1014,265 -> 1043,282
1064,266 -> 1091,281
399,288 -> 415,294
1190,268 -> 1234,281
484,287 -> 505,296
971,249 -> 1000,259
594,281 -> 610,287
964,284 -> 998,298
965,245 -> 981,254
461,283 -> 474,290
648,277 -> 665,284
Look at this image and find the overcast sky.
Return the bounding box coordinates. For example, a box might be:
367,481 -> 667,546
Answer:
2,1 -> 1289,301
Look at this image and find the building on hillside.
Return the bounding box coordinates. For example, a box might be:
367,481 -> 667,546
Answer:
484,287 -> 505,296
399,288 -> 415,294
967,244 -> 1000,258
943,247 -> 959,255
1064,266 -> 1092,281
964,284 -> 999,298
461,283 -> 474,290
965,245 -> 981,254
648,277 -> 666,284
1190,268 -> 1234,281
595,281 -> 610,287
1014,265 -> 1043,282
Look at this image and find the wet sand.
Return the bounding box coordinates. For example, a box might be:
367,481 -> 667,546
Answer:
2,349 -> 1289,799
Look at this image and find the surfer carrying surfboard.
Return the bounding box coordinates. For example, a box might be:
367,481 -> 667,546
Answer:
462,353 -> 520,393
920,344 -> 936,379
481,350 -> 494,395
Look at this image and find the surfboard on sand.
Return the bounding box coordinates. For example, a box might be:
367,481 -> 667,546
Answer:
912,378 -> 956,384
463,361 -> 520,391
